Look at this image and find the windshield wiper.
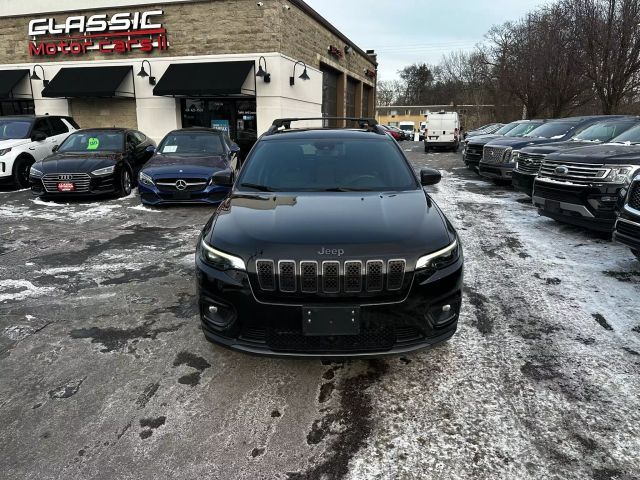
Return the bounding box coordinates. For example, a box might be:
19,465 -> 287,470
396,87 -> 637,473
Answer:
239,183 -> 275,192
322,187 -> 374,192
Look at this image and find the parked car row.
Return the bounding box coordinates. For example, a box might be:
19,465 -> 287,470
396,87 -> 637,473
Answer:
0,115 -> 244,206
460,115 -> 640,259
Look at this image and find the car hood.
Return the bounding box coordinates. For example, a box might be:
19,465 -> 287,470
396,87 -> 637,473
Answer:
142,154 -> 228,177
0,138 -> 30,149
466,134 -> 502,147
36,152 -> 122,174
207,190 -> 454,263
546,144 -> 640,165
520,141 -> 601,155
485,136 -> 569,150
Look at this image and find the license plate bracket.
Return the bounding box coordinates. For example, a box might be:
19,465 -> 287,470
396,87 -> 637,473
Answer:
545,199 -> 561,213
302,306 -> 360,336
173,191 -> 190,200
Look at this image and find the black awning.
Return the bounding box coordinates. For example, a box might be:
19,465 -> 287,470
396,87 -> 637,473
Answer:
42,66 -> 133,98
0,69 -> 31,100
153,61 -> 254,97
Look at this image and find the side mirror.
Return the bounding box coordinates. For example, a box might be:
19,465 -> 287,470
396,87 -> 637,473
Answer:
211,169 -> 234,187
420,167 -> 441,186
230,143 -> 241,154
52,145 -> 59,152
31,131 -> 47,142
145,145 -> 156,154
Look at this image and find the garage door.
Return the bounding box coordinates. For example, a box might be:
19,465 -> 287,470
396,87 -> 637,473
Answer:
70,98 -> 137,129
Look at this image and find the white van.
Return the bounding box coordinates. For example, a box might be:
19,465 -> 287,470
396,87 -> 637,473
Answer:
398,121 -> 416,140
423,111 -> 460,152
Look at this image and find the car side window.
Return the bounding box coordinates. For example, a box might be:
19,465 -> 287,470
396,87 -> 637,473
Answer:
32,119 -> 53,138
47,117 -> 69,136
133,131 -> 146,143
126,132 -> 142,149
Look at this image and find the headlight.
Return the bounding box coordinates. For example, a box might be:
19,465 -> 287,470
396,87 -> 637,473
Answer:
139,171 -> 154,186
199,238 -> 245,271
30,166 -> 43,178
0,147 -> 11,156
416,238 -> 459,270
509,150 -> 521,164
91,165 -> 115,176
604,165 -> 637,184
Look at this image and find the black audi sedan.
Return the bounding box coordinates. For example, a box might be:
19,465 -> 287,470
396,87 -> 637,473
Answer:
195,118 -> 463,357
29,128 -> 155,198
138,128 -> 240,205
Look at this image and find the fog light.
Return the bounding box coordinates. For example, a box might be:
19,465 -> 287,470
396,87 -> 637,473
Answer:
202,301 -> 236,329
208,306 -> 218,315
425,296 -> 461,328
442,304 -> 451,312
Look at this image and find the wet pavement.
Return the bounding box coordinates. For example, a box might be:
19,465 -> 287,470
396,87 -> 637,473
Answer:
1,143 -> 639,479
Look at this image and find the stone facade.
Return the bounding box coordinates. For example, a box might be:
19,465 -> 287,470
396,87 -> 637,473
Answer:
70,98 -> 138,129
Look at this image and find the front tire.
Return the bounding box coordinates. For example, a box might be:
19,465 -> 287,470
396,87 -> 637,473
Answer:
12,155 -> 33,189
120,167 -> 132,197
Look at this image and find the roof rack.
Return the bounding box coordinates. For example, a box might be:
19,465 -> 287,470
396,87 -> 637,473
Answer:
266,117 -> 383,135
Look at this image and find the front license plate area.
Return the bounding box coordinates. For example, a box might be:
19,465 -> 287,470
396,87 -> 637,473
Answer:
545,199 -> 561,213
302,306 -> 360,336
173,191 -> 190,200
57,182 -> 75,192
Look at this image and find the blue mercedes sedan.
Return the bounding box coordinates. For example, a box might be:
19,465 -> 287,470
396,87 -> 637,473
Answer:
138,128 -> 240,205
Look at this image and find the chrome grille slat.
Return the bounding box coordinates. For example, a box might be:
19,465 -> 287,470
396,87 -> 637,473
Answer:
278,261 -> 296,293
386,260 -> 406,291
42,173 -> 92,193
482,146 -> 509,164
538,160 -> 609,183
628,182 -> 640,210
322,261 -> 340,293
516,152 -> 546,174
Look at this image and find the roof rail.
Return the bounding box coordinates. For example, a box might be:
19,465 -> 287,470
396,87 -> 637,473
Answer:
266,117 -> 382,135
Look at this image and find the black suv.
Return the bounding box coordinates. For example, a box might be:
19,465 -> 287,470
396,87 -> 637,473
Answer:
533,124 -> 640,232
479,116 -> 619,183
463,120 -> 545,172
614,174 -> 640,259
513,117 -> 637,196
195,118 -> 463,357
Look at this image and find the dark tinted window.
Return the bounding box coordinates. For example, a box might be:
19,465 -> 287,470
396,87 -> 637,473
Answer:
133,131 -> 146,143
157,131 -> 225,155
238,137 -> 418,192
0,119 -> 32,139
505,122 -> 544,137
48,117 -> 69,135
58,131 -> 125,152
610,124 -> 640,144
573,122 -> 636,142
126,132 -> 142,148
525,122 -> 575,139
495,123 -> 520,135
33,118 -> 53,137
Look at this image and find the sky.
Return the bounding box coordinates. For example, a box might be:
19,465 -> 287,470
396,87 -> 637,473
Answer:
304,0 -> 549,81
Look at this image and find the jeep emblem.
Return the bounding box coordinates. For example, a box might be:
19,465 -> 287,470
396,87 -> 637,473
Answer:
318,247 -> 344,257
555,166 -> 569,175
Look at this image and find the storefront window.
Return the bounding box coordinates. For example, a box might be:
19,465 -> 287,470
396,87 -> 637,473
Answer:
0,100 -> 35,116
321,66 -> 339,126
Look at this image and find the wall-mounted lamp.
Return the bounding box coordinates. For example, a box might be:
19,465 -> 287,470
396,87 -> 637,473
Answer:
136,60 -> 156,85
30,64 -> 49,86
344,45 -> 352,55
255,56 -> 271,83
290,61 -> 310,86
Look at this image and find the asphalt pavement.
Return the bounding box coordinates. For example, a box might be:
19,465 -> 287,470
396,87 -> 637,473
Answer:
1,143 -> 639,480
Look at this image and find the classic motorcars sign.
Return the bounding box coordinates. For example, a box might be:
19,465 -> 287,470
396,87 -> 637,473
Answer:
28,10 -> 169,56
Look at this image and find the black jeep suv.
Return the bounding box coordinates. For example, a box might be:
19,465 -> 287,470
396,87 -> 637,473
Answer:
195,118 -> 463,357
533,124 -> 640,232
513,117 -> 637,196
614,173 -> 640,259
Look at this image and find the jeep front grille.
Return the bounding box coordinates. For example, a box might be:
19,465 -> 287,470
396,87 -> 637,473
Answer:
516,152 -> 546,174
42,173 -> 91,193
538,160 -> 609,184
482,146 -> 509,164
254,259 -> 407,294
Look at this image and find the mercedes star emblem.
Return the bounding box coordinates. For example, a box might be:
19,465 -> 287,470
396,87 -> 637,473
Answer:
175,179 -> 188,191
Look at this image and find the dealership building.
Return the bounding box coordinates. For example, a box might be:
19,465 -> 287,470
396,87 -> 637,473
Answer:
0,0 -> 377,149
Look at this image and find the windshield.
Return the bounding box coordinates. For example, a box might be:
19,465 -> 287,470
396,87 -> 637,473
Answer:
494,123 -> 520,135
525,121 -> 574,139
0,120 -> 32,140
504,122 -> 544,137
238,137 -> 418,192
609,124 -> 640,144
158,131 -> 225,155
573,122 -> 635,142
399,125 -> 414,131
58,131 -> 124,153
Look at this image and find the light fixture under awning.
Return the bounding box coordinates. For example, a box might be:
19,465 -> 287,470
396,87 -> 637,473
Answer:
153,61 -> 255,97
42,66 -> 134,98
0,69 -> 32,100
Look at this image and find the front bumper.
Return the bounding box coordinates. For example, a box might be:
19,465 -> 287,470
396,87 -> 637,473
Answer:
138,182 -> 230,205
613,207 -> 640,251
425,140 -> 458,148
478,162 -> 514,180
512,170 -> 535,195
195,255 -> 464,358
29,174 -> 118,197
532,179 -> 622,232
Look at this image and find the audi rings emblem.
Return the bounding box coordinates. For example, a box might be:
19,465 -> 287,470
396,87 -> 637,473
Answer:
175,179 -> 188,191
58,174 -> 73,180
